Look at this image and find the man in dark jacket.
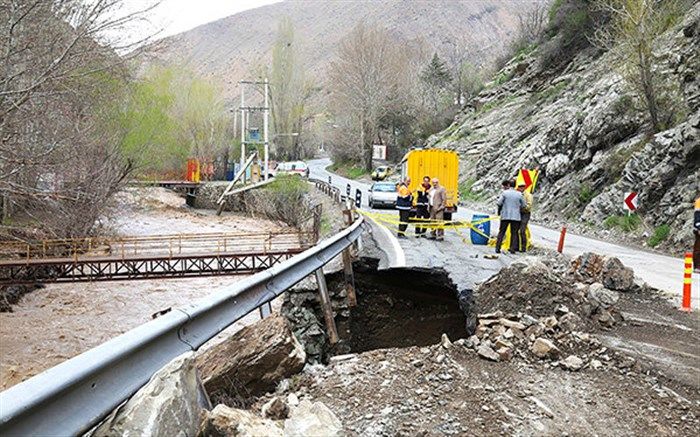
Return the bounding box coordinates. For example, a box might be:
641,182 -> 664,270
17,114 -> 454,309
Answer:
396,180 -> 412,238
415,176 -> 431,237
495,179 -> 526,254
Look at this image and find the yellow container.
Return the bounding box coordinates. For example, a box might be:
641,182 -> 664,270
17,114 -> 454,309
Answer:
400,149 -> 459,210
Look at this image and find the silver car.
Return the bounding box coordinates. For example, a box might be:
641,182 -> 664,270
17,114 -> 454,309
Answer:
368,182 -> 398,209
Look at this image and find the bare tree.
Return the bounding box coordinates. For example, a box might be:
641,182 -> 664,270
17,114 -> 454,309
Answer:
593,0 -> 688,132
518,1 -> 548,45
0,0 -> 159,238
328,22 -> 406,171
267,17 -> 315,161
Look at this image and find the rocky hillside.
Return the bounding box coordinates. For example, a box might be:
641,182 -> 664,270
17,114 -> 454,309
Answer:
141,0 -> 543,101
428,3 -> 699,253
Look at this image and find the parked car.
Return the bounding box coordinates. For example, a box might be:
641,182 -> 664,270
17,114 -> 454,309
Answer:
368,181 -> 398,209
272,161 -> 309,178
371,165 -> 391,181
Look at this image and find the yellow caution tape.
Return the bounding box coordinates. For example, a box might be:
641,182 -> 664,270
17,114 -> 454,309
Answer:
358,209 -> 533,249
357,210 -> 496,241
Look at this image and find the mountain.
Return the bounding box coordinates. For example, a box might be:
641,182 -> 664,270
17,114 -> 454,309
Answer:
140,0 -> 543,102
427,3 -> 699,252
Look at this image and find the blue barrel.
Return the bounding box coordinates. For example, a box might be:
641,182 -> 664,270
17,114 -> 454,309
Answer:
470,214 -> 491,245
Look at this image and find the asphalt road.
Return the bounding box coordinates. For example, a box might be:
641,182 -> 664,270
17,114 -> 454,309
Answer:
308,158 -> 698,309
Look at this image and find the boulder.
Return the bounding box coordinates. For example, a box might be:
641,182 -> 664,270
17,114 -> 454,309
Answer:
205,404 -> 283,437
571,253 -> 605,283
600,256 -> 634,291
587,283 -> 619,310
561,355 -> 584,371
559,312 -> 582,332
284,400 -> 344,437
262,396 -> 290,420
93,352 -> 208,437
197,314 -> 306,399
477,343 -> 500,362
571,253 -> 634,291
531,338 -> 560,359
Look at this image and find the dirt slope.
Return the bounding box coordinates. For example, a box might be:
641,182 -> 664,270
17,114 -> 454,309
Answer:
140,0 -> 544,101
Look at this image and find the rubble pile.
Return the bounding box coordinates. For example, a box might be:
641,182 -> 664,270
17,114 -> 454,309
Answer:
467,253 -> 643,370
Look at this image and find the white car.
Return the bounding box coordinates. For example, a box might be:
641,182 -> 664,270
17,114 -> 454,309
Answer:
272,161 -> 309,178
368,182 -> 398,209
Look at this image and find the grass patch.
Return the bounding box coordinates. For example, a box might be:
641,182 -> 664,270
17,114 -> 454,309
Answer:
459,178 -> 484,202
603,214 -> 642,233
320,213 -> 333,236
605,137 -> 648,181
648,224 -> 670,247
534,81 -> 568,104
576,183 -> 595,206
266,173 -> 309,194
327,162 -> 369,180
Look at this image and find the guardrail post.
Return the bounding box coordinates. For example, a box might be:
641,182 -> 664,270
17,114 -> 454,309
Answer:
314,268 -> 339,344
341,205 -> 358,307
259,302 -> 272,319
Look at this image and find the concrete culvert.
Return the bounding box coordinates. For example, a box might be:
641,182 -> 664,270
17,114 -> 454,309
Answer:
282,258 -> 474,362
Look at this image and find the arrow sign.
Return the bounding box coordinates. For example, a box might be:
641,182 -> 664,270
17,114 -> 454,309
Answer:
624,192 -> 638,211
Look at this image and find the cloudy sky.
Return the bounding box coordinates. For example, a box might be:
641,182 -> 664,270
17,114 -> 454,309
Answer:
127,0 -> 281,39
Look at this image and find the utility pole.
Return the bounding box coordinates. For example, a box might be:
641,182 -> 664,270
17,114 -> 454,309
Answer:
263,78 -> 270,181
239,84 -> 246,174
238,79 -> 270,181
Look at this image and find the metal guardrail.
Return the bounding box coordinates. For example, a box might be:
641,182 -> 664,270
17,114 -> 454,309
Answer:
0,217 -> 364,436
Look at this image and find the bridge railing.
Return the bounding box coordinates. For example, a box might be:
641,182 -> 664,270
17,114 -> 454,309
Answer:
0,230 -> 313,262
0,216 -> 364,436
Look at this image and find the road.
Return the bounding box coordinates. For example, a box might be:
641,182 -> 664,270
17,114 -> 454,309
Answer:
308,158 -> 698,309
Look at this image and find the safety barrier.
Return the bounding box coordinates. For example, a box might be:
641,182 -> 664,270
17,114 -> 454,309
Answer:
0,217 -> 365,436
310,178 -> 346,205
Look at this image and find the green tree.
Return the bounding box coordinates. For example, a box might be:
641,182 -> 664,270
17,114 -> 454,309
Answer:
593,0 -> 689,131
420,53 -> 452,89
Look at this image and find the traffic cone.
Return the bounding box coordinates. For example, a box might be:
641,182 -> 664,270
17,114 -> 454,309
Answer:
681,252 -> 692,312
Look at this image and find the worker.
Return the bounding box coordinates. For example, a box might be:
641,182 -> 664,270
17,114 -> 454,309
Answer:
694,195 -> 700,272
516,182 -> 533,252
429,177 -> 447,241
396,180 -> 412,238
495,179 -> 526,254
415,176 -> 431,237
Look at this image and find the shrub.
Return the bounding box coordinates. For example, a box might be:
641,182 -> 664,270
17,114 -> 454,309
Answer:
539,0 -> 601,71
328,162 -> 368,180
243,175 -> 312,228
603,214 -> 641,233
648,224 -> 670,247
459,178 -> 484,202
577,183 -> 595,206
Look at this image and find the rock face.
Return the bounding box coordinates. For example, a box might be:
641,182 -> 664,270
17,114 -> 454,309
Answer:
93,352 -> 208,437
427,4 -> 700,250
284,400 -> 345,437
205,404 -> 284,437
197,314 -> 306,400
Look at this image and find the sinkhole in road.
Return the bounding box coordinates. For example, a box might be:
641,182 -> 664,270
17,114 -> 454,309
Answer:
336,260 -> 473,354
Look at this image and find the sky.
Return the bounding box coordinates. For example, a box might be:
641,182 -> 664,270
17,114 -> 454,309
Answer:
127,0 -> 281,39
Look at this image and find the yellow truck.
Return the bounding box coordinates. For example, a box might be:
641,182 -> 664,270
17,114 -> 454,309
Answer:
400,149 -> 459,217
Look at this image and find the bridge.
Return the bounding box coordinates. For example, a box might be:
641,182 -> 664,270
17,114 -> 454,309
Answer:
0,231 -> 314,285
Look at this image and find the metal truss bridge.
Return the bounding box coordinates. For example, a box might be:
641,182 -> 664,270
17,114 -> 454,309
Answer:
0,231 -> 314,284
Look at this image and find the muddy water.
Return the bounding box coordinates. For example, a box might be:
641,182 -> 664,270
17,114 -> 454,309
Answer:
0,187 -> 288,390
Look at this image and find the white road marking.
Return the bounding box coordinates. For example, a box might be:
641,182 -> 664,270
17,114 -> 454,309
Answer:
366,213 -> 406,268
